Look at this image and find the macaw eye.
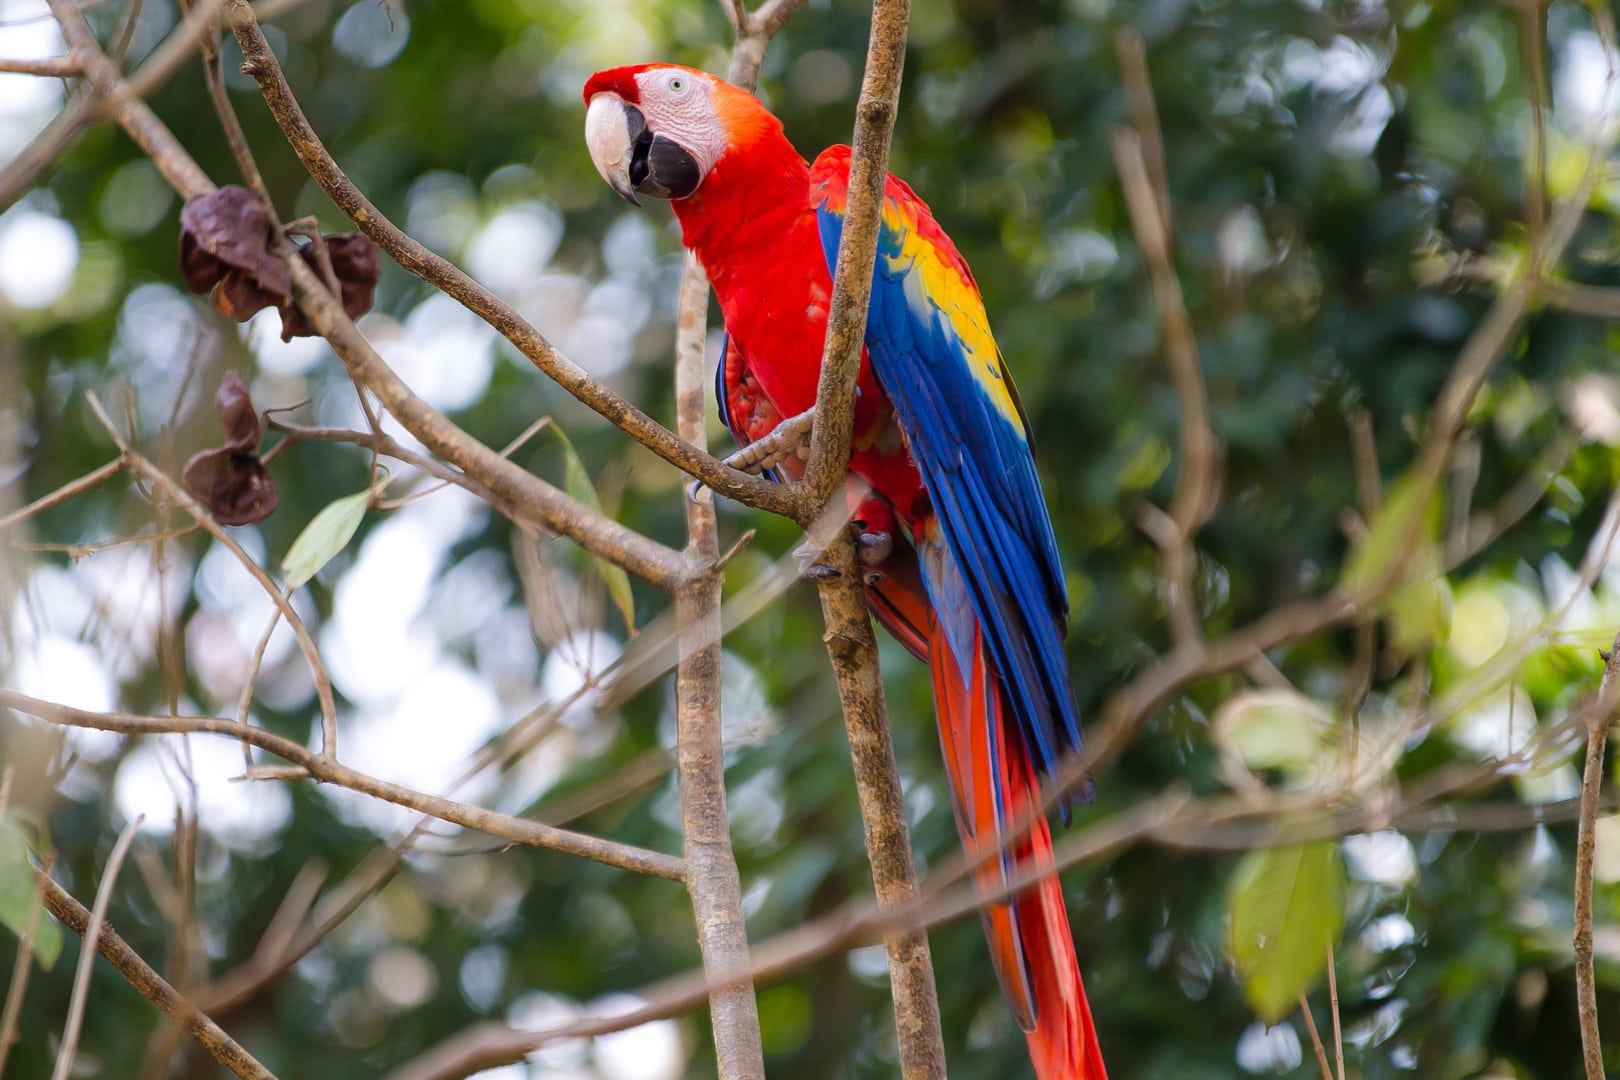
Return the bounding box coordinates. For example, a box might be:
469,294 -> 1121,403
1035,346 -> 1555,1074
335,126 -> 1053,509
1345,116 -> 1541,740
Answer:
668,76 -> 687,94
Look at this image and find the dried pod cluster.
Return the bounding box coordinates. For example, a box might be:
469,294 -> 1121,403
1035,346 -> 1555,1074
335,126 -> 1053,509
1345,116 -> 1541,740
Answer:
181,371 -> 278,525
178,185 -> 381,341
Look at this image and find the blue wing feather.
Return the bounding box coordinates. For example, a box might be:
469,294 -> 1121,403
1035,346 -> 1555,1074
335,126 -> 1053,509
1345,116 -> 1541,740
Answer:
814,181 -> 1085,788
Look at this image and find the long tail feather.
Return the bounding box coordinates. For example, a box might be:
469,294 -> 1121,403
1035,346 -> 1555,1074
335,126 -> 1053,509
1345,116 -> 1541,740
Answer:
929,616 -> 1105,1080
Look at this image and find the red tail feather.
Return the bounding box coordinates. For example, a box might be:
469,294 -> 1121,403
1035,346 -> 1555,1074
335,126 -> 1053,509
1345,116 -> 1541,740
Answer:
927,617 -> 1106,1080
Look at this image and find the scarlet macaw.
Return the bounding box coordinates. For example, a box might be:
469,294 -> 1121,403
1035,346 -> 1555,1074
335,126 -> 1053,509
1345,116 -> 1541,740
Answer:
584,63 -> 1105,1079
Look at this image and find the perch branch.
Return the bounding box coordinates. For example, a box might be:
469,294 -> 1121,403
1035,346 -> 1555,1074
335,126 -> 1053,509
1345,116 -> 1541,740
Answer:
798,0 -> 911,515
812,529 -> 946,1078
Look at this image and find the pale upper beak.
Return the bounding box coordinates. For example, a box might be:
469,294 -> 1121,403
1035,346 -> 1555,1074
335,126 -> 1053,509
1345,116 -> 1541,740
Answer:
585,93 -> 643,207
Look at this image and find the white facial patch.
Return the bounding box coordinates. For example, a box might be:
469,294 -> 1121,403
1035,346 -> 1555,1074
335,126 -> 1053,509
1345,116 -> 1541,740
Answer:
632,69 -> 730,181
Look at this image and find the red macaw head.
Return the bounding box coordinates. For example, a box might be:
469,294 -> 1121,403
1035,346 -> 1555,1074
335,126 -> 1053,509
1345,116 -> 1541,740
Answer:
582,64 -> 771,205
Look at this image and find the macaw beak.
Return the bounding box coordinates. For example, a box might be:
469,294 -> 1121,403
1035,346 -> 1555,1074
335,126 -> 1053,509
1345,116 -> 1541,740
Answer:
584,93 -> 703,205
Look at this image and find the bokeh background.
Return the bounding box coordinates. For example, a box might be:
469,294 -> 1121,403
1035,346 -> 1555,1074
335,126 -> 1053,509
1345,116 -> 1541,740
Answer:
3,0 -> 1620,1076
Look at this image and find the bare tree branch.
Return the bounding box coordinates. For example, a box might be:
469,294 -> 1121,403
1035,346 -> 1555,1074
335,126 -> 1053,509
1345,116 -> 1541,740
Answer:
2,689 -> 687,880
798,0 -> 910,513
674,254 -> 766,1078
812,529 -> 945,1078
1111,123 -> 1218,650
0,55 -> 76,76
1573,630 -> 1619,1079
0,852 -> 52,1078
51,816 -> 142,1080
0,457 -> 124,533
35,868 -> 279,1080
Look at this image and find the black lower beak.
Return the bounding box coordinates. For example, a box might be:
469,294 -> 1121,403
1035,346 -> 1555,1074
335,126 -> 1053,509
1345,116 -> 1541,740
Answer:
630,131 -> 702,201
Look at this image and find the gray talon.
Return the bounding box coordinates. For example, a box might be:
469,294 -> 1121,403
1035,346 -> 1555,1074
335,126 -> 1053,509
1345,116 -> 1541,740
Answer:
862,569 -> 886,586
802,563 -> 841,581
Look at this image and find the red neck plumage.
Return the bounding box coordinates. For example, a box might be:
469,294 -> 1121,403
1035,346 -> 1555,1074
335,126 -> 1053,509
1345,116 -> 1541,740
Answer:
671,128 -> 818,297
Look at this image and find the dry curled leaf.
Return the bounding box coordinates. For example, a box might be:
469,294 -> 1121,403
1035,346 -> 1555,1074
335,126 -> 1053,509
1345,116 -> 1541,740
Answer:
177,189 -> 380,338
212,369 -> 265,452
181,372 -> 278,526
276,234 -> 382,340
178,186 -> 289,320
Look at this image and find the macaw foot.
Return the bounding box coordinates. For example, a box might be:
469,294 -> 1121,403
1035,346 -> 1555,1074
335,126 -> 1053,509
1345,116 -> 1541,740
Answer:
854,530 -> 892,566
795,527 -> 894,584
688,407 -> 817,503
854,530 -> 892,586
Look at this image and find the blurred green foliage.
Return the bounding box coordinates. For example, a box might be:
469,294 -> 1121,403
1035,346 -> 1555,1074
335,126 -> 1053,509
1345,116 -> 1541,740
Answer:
3,0 -> 1620,1077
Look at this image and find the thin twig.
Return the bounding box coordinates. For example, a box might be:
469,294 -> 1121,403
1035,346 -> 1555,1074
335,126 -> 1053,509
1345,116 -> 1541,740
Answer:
1298,993 -> 1332,1080
3,689 -> 686,880
1517,0 -> 1549,250
1112,125 -> 1218,649
1326,940 -> 1343,1080
192,0 -> 271,201
0,56 -> 77,75
83,400 -> 343,760
52,815 -> 143,1080
0,457 -> 124,533
36,869 -> 279,1080
1574,630 -> 1620,1079
234,607 -> 282,770
1114,28 -> 1172,234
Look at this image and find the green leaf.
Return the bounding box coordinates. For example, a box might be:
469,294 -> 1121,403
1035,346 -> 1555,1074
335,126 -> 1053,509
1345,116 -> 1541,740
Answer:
0,818 -> 62,970
1211,689 -> 1332,778
1342,475 -> 1440,602
1226,841 -> 1345,1023
281,482 -> 376,590
551,425 -> 636,634
1386,572 -> 1452,656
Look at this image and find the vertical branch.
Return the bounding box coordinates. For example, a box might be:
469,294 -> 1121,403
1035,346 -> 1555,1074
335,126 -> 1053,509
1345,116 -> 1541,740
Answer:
765,0 -> 945,1068
1112,124 -> 1218,651
1574,631 -> 1620,1079
1516,0 -> 1549,249
657,7 -> 817,1071
798,0 -> 911,513
674,255 -> 765,1078
812,532 -> 946,1078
